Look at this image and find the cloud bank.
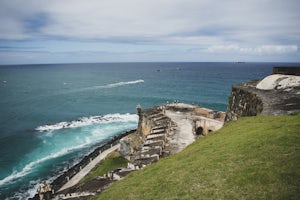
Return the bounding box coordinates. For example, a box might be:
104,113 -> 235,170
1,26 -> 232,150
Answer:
0,0 -> 299,63
207,45 -> 298,55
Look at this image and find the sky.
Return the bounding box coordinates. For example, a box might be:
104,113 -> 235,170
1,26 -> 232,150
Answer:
0,0 -> 299,64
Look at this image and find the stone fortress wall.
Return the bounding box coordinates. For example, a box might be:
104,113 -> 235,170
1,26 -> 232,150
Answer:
226,66 -> 300,122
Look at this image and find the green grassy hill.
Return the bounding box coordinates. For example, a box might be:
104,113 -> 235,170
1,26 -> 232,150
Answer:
81,151 -> 128,183
94,114 -> 300,200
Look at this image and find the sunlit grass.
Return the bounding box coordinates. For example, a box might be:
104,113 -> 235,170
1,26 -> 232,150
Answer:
80,151 -> 128,183
94,113 -> 300,200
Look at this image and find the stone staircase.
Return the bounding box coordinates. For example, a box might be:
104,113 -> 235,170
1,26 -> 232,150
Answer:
132,110 -> 177,168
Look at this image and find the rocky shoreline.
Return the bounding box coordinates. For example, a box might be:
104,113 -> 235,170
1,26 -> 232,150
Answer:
29,129 -> 136,200
30,103 -> 226,199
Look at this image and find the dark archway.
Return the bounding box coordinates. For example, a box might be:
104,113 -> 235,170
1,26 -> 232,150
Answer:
196,127 -> 203,135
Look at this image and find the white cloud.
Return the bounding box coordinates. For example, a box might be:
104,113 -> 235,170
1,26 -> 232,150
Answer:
40,0 -> 201,39
0,0 -> 299,63
0,0 -> 299,42
207,45 -> 298,55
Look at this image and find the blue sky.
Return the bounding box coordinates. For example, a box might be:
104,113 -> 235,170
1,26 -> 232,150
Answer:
0,0 -> 299,64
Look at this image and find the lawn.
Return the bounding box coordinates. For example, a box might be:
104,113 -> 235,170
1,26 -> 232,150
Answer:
94,114 -> 300,200
80,151 -> 128,183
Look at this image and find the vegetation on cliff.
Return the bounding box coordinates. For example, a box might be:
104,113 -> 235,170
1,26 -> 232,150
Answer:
80,151 -> 128,183
94,114 -> 300,200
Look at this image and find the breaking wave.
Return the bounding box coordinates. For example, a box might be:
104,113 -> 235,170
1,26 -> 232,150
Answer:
36,113 -> 138,131
0,141 -> 90,187
65,79 -> 145,94
96,79 -> 144,89
1,113 -> 138,189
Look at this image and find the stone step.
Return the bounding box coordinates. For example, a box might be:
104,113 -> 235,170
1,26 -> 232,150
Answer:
146,134 -> 166,141
133,154 -> 160,167
144,140 -> 164,148
150,129 -> 165,135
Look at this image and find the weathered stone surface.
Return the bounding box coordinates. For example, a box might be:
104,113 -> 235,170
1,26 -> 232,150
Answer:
150,129 -> 165,135
144,140 -> 164,148
119,139 -> 131,157
226,83 -> 263,122
256,74 -> 300,90
133,154 -> 160,167
132,103 -> 224,167
119,132 -> 143,158
146,134 -> 166,141
141,146 -> 162,156
226,76 -> 300,122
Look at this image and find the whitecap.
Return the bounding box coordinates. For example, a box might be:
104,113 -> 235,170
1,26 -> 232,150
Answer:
61,79 -> 144,95
102,79 -> 144,89
35,113 -> 138,132
86,79 -> 144,91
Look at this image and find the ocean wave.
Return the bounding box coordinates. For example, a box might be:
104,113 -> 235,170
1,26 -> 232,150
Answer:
0,140 -> 92,187
35,113 -> 138,131
69,79 -> 144,93
1,112 -> 138,194
95,79 -> 144,89
7,179 -> 41,200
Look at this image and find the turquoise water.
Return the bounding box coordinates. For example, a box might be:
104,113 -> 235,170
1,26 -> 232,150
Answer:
0,62 -> 297,199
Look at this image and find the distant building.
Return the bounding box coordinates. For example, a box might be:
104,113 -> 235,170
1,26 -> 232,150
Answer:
273,67 -> 300,76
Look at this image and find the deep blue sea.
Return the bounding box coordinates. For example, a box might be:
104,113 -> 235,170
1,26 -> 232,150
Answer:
0,62 -> 299,199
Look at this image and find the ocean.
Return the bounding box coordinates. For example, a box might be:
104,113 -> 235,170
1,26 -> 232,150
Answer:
0,62 -> 298,199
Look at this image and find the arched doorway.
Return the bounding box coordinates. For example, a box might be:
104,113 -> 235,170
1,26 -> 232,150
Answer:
196,127 -> 203,135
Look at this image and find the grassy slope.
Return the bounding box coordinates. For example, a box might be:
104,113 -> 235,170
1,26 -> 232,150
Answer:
81,151 -> 128,183
95,114 -> 300,200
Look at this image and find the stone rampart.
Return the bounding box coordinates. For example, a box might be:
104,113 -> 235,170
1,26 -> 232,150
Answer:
225,83 -> 263,122
226,68 -> 300,122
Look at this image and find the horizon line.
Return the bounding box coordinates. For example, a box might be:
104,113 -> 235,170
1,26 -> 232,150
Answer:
1,61 -> 300,67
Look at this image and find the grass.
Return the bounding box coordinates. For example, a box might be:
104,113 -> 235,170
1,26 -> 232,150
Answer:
94,114 -> 300,200
80,151 -> 128,183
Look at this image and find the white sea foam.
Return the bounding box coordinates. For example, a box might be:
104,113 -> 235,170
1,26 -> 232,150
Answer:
35,113 -> 138,131
94,79 -> 144,89
68,79 -> 144,94
2,112 -> 138,194
8,179 -> 41,200
0,141 -> 91,187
